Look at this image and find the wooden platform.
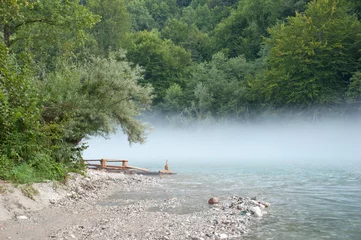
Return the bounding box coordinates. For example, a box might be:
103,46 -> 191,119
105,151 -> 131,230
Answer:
82,159 -> 150,173
82,159 -> 177,175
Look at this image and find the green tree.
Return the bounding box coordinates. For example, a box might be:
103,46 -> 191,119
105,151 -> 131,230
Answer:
126,0 -> 157,31
213,0 -> 283,60
176,0 -> 192,7
161,83 -> 185,113
123,31 -> 192,103
281,0 -> 309,18
162,19 -> 212,62
0,44 -> 40,162
162,19 -> 189,44
193,4 -> 212,32
0,0 -> 99,69
180,6 -> 196,26
258,0 -> 361,109
41,51 -> 153,146
190,82 -> 213,120
143,0 -> 178,28
346,72 -> 361,104
178,52 -> 260,119
349,0 -> 361,19
87,0 -> 131,53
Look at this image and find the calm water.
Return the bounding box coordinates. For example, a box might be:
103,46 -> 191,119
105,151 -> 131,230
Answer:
112,162 -> 361,240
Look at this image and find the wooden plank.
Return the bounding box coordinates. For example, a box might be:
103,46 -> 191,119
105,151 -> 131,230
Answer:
104,160 -> 128,162
104,165 -> 149,172
126,166 -> 150,172
104,165 -> 129,169
83,159 -> 128,162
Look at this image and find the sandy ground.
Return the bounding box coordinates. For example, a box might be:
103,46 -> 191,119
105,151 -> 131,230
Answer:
0,170 -> 270,240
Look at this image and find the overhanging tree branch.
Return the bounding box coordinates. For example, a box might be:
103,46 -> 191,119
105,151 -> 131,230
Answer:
13,18 -> 57,32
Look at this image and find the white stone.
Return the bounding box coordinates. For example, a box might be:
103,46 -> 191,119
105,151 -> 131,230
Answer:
250,206 -> 263,217
219,233 -> 228,239
191,237 -> 204,240
16,215 -> 29,220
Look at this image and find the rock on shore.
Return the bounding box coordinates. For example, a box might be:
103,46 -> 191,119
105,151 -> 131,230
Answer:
0,170 -> 270,240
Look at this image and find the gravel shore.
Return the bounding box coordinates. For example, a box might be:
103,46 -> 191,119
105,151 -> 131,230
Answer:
0,170 -> 270,240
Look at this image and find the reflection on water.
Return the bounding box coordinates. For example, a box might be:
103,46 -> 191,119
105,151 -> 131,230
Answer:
108,163 -> 361,240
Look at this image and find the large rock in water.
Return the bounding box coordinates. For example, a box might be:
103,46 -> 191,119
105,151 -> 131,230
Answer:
208,197 -> 219,204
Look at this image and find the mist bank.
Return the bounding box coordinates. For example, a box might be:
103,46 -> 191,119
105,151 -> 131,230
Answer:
83,117 -> 361,168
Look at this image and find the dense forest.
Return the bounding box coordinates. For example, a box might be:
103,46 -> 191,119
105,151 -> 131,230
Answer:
1,0 -> 361,182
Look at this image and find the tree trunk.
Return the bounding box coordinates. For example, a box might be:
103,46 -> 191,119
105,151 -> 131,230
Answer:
4,24 -> 10,48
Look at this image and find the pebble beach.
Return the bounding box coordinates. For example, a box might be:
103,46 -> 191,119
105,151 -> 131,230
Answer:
0,170 -> 270,240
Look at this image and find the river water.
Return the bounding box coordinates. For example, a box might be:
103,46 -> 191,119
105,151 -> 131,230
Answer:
109,162 -> 361,240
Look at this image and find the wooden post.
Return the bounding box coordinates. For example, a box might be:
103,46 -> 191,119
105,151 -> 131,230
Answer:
122,160 -> 128,167
100,159 -> 107,169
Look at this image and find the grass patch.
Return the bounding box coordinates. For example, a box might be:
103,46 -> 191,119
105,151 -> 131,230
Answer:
0,185 -> 7,194
20,184 -> 39,200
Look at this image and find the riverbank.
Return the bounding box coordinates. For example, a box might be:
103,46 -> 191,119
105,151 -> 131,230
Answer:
0,170 -> 270,240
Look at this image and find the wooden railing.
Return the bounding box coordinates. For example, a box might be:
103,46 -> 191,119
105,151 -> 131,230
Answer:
82,159 -> 149,172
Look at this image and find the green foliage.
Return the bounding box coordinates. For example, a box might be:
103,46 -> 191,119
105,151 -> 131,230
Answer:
126,0 -> 158,31
0,45 -> 72,182
186,52 -> 256,117
87,0 -> 131,53
0,44 -> 41,162
9,164 -> 36,184
1,47 -> 152,183
190,82 -> 213,120
161,83 -> 185,113
346,72 -> 361,104
259,0 -> 361,109
162,19 -> 212,62
212,0 -> 283,60
281,0 -> 309,17
144,0 -> 178,28
193,4 -> 212,32
125,0 -> 179,30
162,19 -> 189,44
349,0 -> 361,19
0,155 -> 15,180
177,0 -> 192,7
1,0 -> 155,184
1,0 -> 100,69
41,50 -> 153,145
123,30 -> 192,103
162,52 -> 262,120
